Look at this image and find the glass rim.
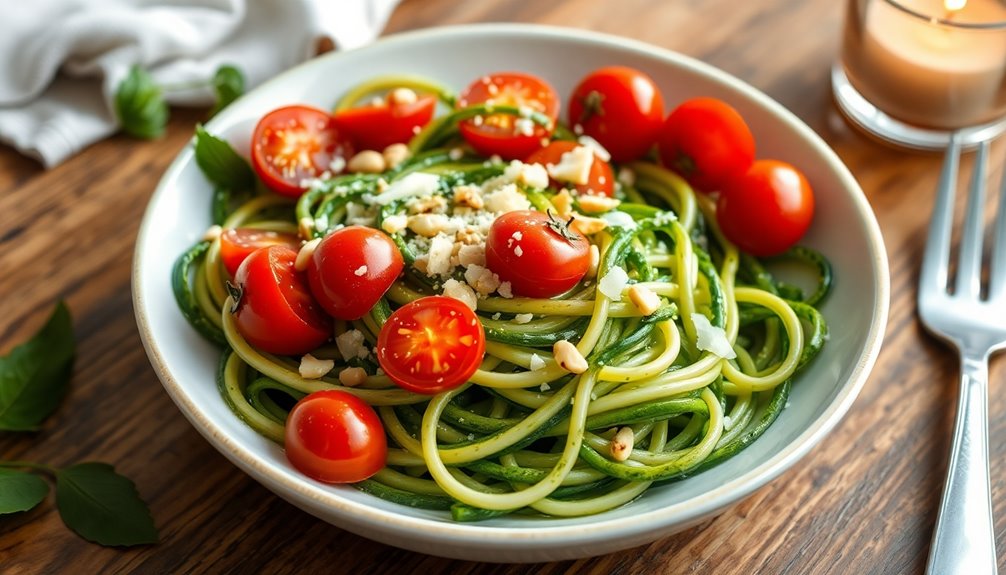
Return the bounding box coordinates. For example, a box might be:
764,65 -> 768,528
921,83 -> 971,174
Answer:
883,0 -> 1006,30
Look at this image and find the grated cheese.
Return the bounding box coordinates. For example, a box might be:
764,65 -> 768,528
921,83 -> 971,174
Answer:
692,313 -> 737,359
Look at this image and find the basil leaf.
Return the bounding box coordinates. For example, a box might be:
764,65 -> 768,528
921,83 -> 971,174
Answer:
55,463 -> 158,546
0,468 -> 49,514
0,301 -> 75,430
209,64 -> 245,117
194,124 -> 255,191
115,65 -> 169,139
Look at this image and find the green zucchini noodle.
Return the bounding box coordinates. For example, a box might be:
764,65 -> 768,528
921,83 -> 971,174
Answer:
173,73 -> 833,521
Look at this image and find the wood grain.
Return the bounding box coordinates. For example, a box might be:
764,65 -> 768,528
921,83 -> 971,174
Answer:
2,0 -> 1005,573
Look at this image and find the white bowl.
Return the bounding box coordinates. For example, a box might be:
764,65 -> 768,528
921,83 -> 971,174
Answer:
133,23 -> 889,562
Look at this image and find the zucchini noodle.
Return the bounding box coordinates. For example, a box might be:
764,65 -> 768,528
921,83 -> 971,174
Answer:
172,73 -> 833,521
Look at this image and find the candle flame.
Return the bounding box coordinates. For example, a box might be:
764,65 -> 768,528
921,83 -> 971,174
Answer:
943,0 -> 966,13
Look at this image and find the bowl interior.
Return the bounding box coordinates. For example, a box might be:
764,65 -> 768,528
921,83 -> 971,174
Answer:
134,24 -> 888,555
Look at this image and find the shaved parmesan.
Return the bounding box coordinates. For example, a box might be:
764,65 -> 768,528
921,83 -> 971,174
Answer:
602,210 -> 637,229
529,354 -> 546,371
598,266 -> 629,300
577,135 -> 611,162
336,330 -> 369,361
692,313 -> 736,359
373,172 -> 440,205
547,146 -> 593,185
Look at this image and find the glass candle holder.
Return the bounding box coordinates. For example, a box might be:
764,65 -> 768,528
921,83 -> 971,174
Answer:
833,0 -> 1006,150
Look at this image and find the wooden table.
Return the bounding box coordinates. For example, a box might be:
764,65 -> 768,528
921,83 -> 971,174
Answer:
2,0 -> 1004,573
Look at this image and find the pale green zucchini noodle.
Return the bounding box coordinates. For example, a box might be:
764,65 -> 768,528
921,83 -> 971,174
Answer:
172,74 -> 832,521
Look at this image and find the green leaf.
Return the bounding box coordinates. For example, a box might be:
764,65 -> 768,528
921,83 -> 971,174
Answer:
115,65 -> 168,139
193,124 -> 255,191
0,301 -> 75,431
209,64 -> 245,117
0,468 -> 49,514
55,463 -> 158,546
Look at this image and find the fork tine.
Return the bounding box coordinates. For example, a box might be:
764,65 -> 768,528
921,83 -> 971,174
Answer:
989,148 -> 1006,301
955,140 -> 990,299
920,133 -> 962,293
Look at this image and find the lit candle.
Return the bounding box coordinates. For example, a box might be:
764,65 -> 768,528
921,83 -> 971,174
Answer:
842,0 -> 1006,129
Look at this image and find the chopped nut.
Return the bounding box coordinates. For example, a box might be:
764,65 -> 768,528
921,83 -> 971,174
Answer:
299,353 -> 334,379
464,264 -> 501,295
388,87 -> 418,106
406,194 -> 448,214
408,213 -> 451,237
552,189 -> 574,216
457,244 -> 486,267
382,143 -> 410,169
570,214 -> 608,236
203,225 -> 222,242
294,238 -> 321,271
627,285 -> 661,316
578,194 -> 621,213
456,226 -> 483,245
453,185 -> 485,209
298,217 -> 315,240
347,150 -> 386,174
610,427 -> 635,462
338,366 -> 368,387
553,340 -> 588,374
585,244 -> 600,279
381,213 -> 409,234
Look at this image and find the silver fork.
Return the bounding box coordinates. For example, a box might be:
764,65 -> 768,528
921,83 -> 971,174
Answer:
919,133 -> 1006,575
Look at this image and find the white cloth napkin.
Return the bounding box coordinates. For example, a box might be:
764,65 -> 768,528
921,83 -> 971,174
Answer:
0,0 -> 401,168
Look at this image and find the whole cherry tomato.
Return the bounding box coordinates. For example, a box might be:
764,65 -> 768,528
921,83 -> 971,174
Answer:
232,245 -> 331,355
251,105 -> 353,197
376,296 -> 485,394
657,97 -> 755,192
334,90 -> 437,151
307,226 -> 404,321
218,228 -> 299,278
457,72 -> 559,159
485,210 -> 590,298
525,140 -> 614,197
568,66 -> 665,162
716,159 -> 815,257
284,390 -> 387,483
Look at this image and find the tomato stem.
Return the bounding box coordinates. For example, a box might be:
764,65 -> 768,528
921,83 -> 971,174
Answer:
225,281 -> 243,313
576,90 -> 606,126
545,210 -> 581,243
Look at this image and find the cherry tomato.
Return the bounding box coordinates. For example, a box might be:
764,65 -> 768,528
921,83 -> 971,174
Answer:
657,97 -> 755,192
219,228 -> 300,278
284,390 -> 386,483
334,91 -> 437,152
485,210 -> 590,298
525,140 -> 614,197
568,66 -> 665,163
457,72 -> 559,160
716,159 -> 815,257
307,226 -> 404,321
376,296 -> 485,394
232,245 -> 332,355
251,105 -> 354,198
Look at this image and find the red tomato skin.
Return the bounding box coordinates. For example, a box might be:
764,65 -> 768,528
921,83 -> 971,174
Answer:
233,245 -> 332,355
219,228 -> 300,278
251,105 -> 353,198
525,141 -> 614,197
457,72 -> 560,160
376,296 -> 486,394
284,390 -> 387,484
485,211 -> 590,298
567,66 -> 665,163
716,160 -> 815,257
334,94 -> 437,151
307,226 -> 404,321
658,97 -> 755,192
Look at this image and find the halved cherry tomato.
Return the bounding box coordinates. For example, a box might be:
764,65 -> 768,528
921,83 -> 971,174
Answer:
716,159 -> 815,257
251,105 -> 353,198
658,97 -> 755,192
334,91 -> 437,152
307,226 -> 404,321
284,390 -> 386,483
568,66 -> 665,163
457,72 -> 559,159
232,245 -> 331,355
219,228 -> 300,278
485,210 -> 590,298
376,296 -> 485,394
525,140 -> 614,197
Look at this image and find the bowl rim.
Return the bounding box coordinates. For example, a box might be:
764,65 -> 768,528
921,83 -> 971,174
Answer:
133,22 -> 890,549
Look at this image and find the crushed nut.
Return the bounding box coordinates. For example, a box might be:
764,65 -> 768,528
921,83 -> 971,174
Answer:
408,213 -> 451,237
407,195 -> 448,214
553,340 -> 588,374
381,213 -> 409,234
382,143 -> 411,169
388,87 -> 418,106
578,194 -> 621,213
628,285 -> 661,316
347,150 -> 386,174
453,185 -> 485,209
610,427 -> 635,462
338,366 -> 368,387
294,238 -> 321,271
570,214 -> 608,236
455,226 -> 483,245
299,353 -> 334,379
552,189 -> 574,217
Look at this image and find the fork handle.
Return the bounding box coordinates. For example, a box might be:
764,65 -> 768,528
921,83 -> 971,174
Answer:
926,354 -> 998,575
